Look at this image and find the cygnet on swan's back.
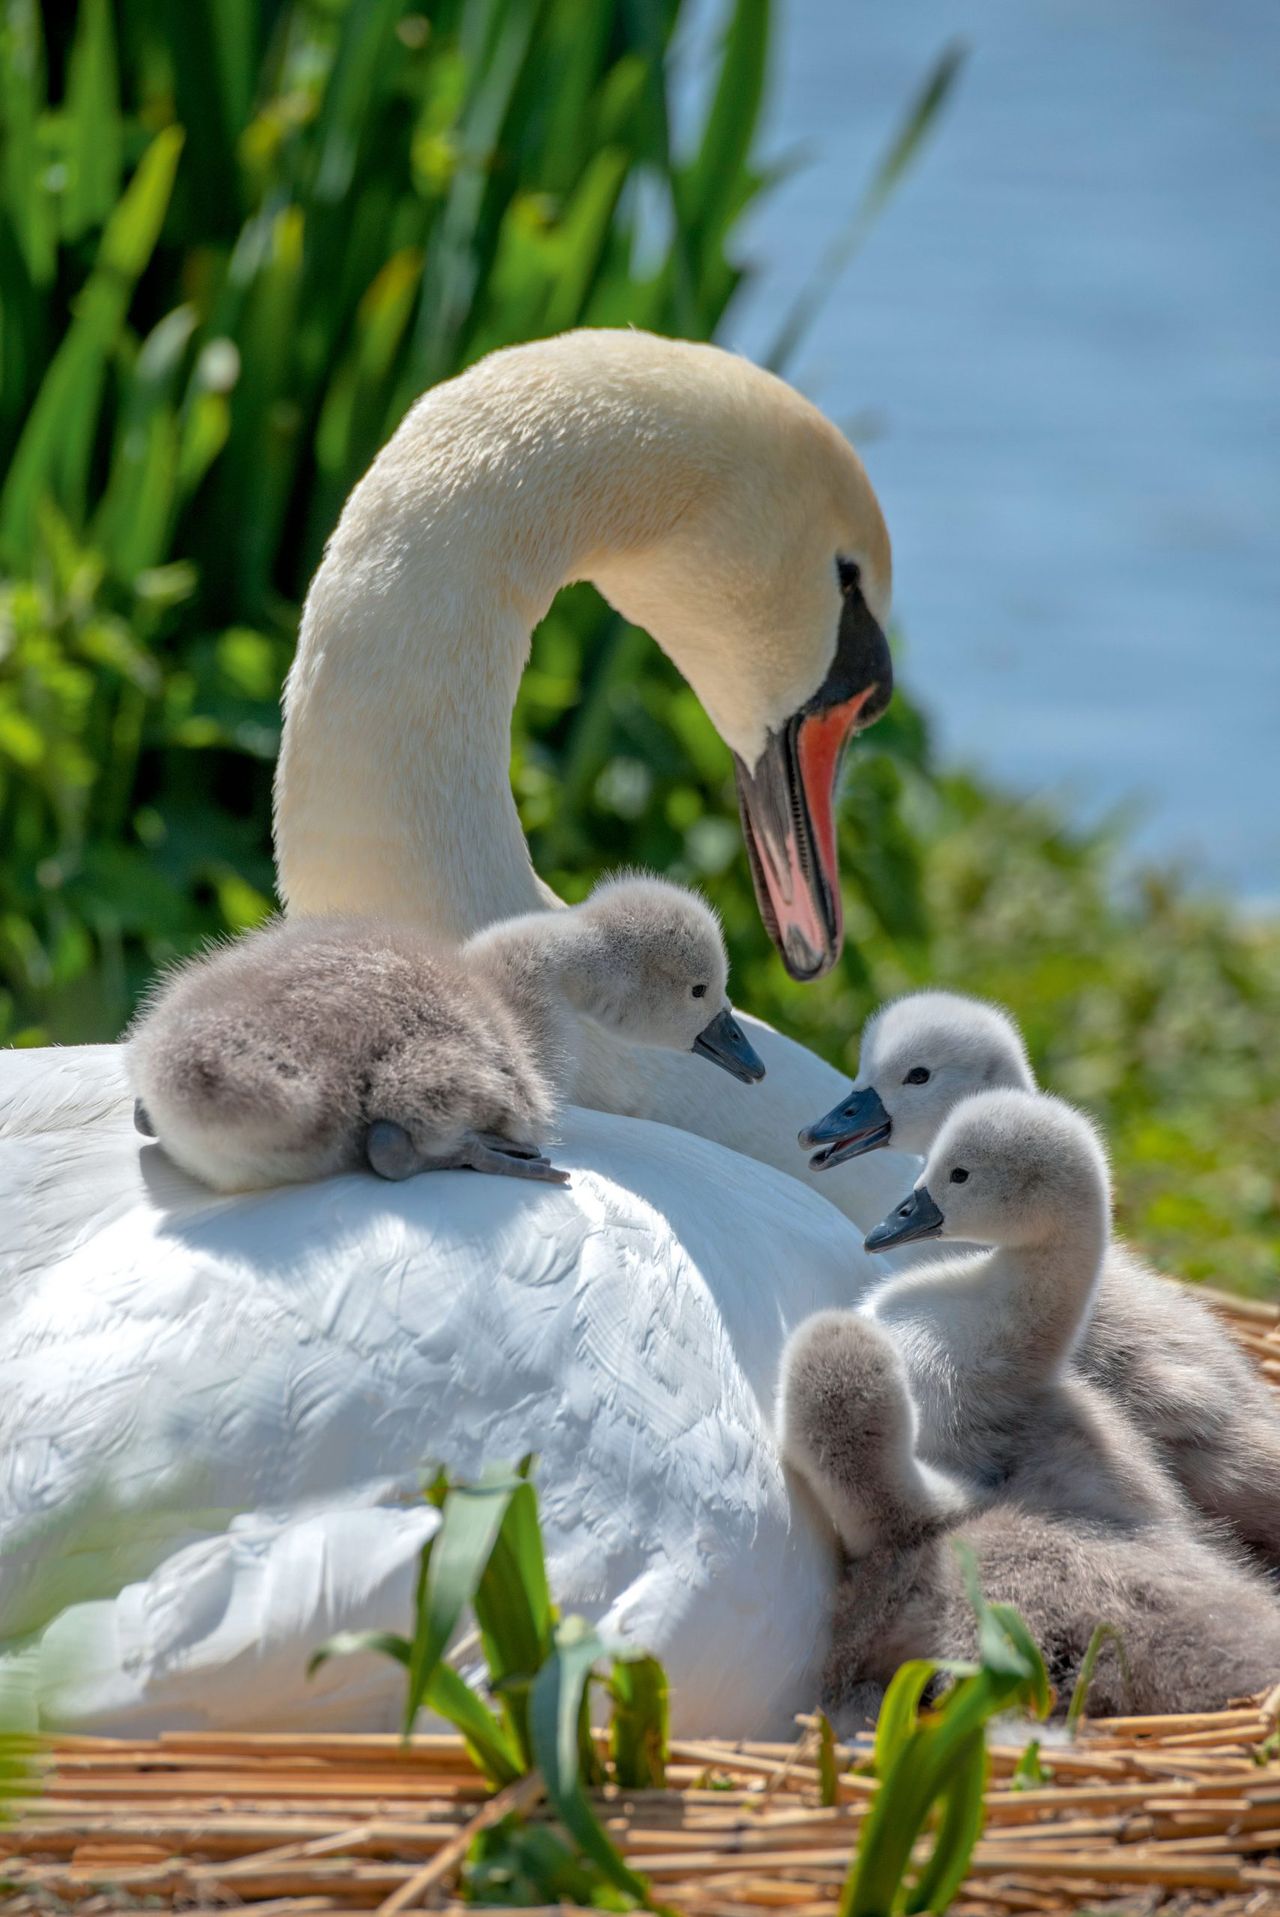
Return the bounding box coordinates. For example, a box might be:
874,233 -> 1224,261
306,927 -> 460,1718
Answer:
779,1090 -> 1280,1725
800,990 -> 1280,1568
127,874 -> 764,1193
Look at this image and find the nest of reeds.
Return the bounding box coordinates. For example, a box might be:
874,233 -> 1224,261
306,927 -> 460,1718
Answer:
3,1286 -> 1276,1917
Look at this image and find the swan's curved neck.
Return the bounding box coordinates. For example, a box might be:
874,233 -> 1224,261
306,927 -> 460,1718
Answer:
274,352 -> 704,939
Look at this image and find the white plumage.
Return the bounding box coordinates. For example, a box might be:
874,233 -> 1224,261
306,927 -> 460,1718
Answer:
0,1044 -> 865,1734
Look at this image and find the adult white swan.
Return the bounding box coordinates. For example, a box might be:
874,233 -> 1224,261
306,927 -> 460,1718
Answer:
0,331 -> 914,1735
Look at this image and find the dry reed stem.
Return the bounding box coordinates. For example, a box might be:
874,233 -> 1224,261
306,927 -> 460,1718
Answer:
6,1705 -> 1280,1915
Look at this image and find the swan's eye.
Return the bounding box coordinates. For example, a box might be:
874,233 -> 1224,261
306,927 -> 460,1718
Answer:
836,556 -> 862,596
904,1066 -> 930,1085
691,983 -> 707,999
950,1167 -> 969,1184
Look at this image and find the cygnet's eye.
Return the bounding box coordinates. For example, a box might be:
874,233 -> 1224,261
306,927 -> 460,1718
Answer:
903,1065 -> 931,1085
691,982 -> 707,999
950,1167 -> 969,1184
836,556 -> 862,596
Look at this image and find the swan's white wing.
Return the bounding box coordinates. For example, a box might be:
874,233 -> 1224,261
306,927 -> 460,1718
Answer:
0,1045 -> 862,1736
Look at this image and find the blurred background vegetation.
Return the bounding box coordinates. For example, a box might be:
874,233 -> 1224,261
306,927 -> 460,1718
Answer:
0,0 -> 1275,1294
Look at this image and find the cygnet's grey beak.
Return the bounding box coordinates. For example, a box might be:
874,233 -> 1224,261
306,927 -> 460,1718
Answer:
692,1006 -> 767,1085
865,1183 -> 945,1253
799,1084 -> 892,1169
134,1098 -> 156,1138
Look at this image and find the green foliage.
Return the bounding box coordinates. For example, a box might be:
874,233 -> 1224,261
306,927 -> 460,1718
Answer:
840,1549 -> 1051,1917
1066,1621 -> 1132,1733
309,1459 -> 672,1910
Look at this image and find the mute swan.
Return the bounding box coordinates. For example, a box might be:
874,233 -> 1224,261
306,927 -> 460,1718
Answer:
781,1312 -> 1280,1727
275,327 -> 918,1231
780,1095 -> 1280,1724
802,992 -> 1280,1564
128,876 -> 762,1192
0,333 -> 912,1733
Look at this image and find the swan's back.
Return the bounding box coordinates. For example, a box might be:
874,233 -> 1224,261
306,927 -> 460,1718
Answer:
0,1040 -> 866,1735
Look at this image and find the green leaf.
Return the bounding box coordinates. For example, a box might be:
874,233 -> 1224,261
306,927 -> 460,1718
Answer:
404,1468 -> 528,1739
872,1659 -> 937,1778
529,1619 -> 653,1909
767,41 -> 966,374
306,1627 -> 521,1786
683,0 -> 768,252
1066,1622 -> 1131,1734
62,0 -> 122,241
0,126 -> 184,559
609,1652 -> 668,1790
904,1725 -> 987,1916
307,1628 -> 412,1677
0,0 -> 54,287
814,1707 -> 839,1809
428,1661 -> 523,1787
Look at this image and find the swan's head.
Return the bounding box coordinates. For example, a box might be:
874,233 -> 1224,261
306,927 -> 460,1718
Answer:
570,873 -> 765,1083
583,337 -> 894,982
863,1088 -> 1110,1255
801,991 -> 1034,1169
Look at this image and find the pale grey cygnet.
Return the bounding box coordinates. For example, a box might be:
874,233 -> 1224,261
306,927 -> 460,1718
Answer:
781,1090 -> 1280,1723
802,990 -> 1280,1569
852,1089 -> 1185,1517
127,874 -> 763,1194
779,1308 -> 1280,1729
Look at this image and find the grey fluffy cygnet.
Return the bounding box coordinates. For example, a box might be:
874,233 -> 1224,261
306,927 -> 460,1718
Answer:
801,991 -> 1280,1569
780,1092 -> 1280,1724
127,875 -> 764,1194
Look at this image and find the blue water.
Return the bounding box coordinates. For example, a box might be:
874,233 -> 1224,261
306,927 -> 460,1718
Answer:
709,1 -> 1280,900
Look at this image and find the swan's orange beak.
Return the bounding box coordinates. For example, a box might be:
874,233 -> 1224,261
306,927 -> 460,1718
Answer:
735,595 -> 892,980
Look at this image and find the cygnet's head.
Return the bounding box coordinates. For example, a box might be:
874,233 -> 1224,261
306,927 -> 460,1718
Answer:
863,1088 -> 1110,1256
800,991 -> 1034,1169
570,873 -> 765,1084
575,332 -> 894,983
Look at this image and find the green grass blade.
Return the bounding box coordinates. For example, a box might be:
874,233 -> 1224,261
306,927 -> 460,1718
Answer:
872,1658 -> 938,1777
609,1651 -> 668,1790
766,41 -> 966,374
682,0 -> 768,255
0,0 -> 55,287
61,0 -> 122,241
471,1478 -> 554,1763
529,1619 -> 653,1908
0,125 -> 184,559
405,1471 -> 526,1738
427,1662 -> 523,1786
307,1629 -> 412,1676
814,1708 -> 839,1809
1066,1622 -> 1131,1734
93,306 -> 196,579
904,1724 -> 987,1915
310,0 -> 405,205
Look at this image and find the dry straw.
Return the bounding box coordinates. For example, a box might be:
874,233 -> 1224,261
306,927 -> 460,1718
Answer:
4,1285 -> 1277,1916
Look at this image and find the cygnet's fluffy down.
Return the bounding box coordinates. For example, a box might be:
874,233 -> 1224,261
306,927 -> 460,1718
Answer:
801,990 -> 1280,1568
781,1311 -> 1280,1728
780,1090 -> 1280,1724
128,875 -> 763,1193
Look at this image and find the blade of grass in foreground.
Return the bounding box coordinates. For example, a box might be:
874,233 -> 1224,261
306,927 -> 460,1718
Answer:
766,40 -> 966,376
530,1617 -> 662,1910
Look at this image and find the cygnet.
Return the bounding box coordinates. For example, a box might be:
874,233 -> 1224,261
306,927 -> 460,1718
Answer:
128,874 -> 764,1193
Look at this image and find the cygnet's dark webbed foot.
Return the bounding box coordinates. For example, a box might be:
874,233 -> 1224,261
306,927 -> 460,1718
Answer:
134,1098 -> 156,1139
463,1132 -> 570,1184
363,1120 -> 569,1186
